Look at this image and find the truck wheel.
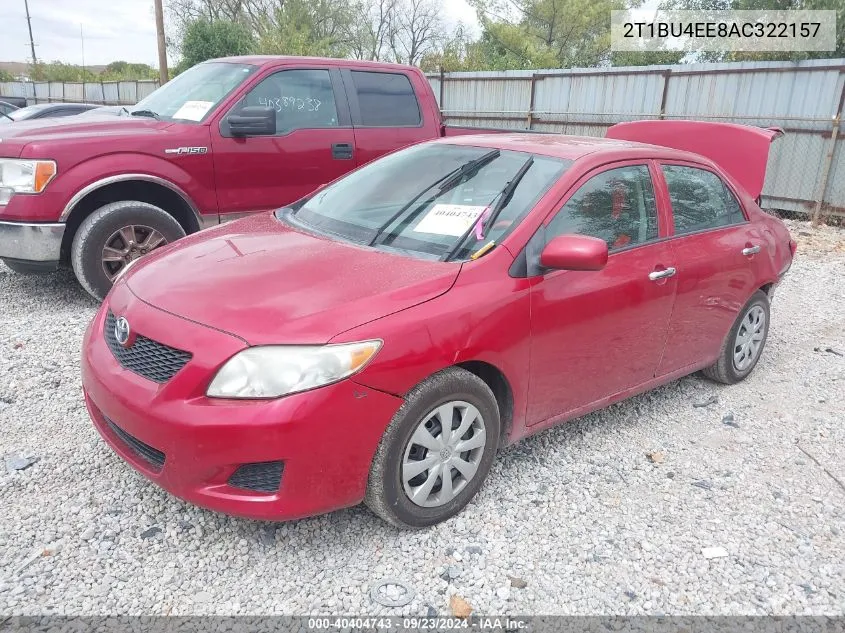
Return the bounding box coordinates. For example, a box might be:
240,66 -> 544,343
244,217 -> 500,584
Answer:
71,201 -> 185,301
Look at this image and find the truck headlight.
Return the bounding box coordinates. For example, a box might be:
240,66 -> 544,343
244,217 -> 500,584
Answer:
207,340 -> 382,399
0,159 -> 57,205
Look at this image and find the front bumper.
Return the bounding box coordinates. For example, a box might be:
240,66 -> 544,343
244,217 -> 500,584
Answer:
0,220 -> 64,264
81,283 -> 403,521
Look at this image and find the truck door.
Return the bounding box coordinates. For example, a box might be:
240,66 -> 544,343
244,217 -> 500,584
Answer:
210,66 -> 356,218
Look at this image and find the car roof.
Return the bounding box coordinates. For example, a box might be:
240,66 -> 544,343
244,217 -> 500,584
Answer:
439,132 -> 710,165
24,103 -> 98,111
210,55 -> 419,73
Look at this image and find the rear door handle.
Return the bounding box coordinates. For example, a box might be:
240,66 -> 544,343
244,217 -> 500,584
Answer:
331,143 -> 353,160
648,267 -> 676,281
742,245 -> 761,256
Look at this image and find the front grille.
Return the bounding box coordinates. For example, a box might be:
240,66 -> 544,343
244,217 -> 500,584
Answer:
105,417 -> 166,471
227,461 -> 284,493
104,311 -> 192,383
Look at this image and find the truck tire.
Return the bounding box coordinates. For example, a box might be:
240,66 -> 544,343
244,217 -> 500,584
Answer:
71,200 -> 185,301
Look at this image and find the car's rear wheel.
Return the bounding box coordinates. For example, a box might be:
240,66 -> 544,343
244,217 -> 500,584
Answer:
365,367 -> 500,528
701,289 -> 771,384
71,201 -> 185,301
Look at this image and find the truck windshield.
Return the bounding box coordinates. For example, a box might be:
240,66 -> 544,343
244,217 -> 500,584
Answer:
128,62 -> 257,123
283,143 -> 569,261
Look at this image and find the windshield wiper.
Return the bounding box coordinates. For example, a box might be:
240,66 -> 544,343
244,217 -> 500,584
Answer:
442,155 -> 534,262
130,109 -> 160,120
367,149 -> 501,248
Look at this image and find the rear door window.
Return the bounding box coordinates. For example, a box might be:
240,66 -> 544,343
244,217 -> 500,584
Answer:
350,71 -> 421,127
661,165 -> 745,235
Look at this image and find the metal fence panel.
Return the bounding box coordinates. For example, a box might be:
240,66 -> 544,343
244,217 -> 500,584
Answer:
137,81 -> 159,101
0,79 -> 161,106
429,59 -> 845,219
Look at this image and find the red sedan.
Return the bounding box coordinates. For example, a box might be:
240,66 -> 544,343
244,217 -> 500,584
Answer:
81,121 -> 795,528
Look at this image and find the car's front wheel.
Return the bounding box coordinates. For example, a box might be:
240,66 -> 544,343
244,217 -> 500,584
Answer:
365,367 -> 500,528
702,289 -> 771,384
71,201 -> 185,301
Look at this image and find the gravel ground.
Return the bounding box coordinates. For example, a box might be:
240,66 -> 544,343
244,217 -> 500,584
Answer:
0,220 -> 843,617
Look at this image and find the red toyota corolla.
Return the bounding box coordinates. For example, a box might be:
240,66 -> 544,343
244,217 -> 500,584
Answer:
82,121 -> 795,528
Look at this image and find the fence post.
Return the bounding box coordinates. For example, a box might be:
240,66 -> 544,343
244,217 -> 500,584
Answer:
438,66 -> 445,119
812,74 -> 845,226
658,70 -> 671,119
812,115 -> 839,226
527,73 -> 537,130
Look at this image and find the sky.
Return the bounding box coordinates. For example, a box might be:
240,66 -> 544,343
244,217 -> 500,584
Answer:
0,0 -> 480,67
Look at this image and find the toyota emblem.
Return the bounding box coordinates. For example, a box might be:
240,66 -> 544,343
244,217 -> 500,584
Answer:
114,316 -> 131,347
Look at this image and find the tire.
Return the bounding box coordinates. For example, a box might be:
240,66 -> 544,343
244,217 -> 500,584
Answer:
71,201 -> 185,301
365,367 -> 501,529
701,290 -> 771,385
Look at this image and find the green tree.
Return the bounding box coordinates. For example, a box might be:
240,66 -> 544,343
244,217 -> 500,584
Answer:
177,18 -> 256,73
662,0 -> 845,61
31,61 -> 98,82
256,0 -> 359,57
100,61 -> 159,81
466,0 -> 629,69
0,69 -> 13,82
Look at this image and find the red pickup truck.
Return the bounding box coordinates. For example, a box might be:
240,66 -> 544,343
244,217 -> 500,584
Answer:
0,56 -> 477,299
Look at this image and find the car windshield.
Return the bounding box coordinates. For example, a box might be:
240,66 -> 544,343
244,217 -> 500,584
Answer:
282,144 -> 569,261
128,61 -> 257,123
0,104 -> 42,122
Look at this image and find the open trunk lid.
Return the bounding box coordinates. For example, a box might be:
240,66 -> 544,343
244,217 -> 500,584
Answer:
606,120 -> 783,199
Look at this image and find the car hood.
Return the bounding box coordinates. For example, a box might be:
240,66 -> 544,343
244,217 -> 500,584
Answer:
125,213 -> 460,345
0,114 -> 172,157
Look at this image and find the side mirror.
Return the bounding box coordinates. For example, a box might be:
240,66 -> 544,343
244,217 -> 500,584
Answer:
227,106 -> 276,137
539,234 -> 608,271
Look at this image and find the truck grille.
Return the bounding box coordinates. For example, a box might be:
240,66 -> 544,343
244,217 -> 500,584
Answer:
104,417 -> 166,471
104,311 -> 191,383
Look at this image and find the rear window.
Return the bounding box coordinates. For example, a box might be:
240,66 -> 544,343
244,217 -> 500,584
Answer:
662,165 -> 746,234
351,71 -> 421,127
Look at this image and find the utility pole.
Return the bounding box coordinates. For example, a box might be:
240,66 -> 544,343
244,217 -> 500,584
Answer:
80,24 -> 85,77
23,0 -> 38,68
153,0 -> 169,84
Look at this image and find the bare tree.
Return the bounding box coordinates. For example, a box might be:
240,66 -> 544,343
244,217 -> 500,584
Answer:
351,0 -> 397,60
389,0 -> 445,66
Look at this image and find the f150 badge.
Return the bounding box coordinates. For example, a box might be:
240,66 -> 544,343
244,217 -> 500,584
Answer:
164,146 -> 208,155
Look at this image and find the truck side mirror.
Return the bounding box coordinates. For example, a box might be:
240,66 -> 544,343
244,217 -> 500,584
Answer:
227,106 -> 276,137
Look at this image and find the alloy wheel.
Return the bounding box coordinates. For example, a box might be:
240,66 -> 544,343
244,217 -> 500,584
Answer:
101,225 -> 167,281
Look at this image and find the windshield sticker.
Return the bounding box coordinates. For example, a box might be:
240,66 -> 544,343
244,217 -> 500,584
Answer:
172,100 -> 214,121
413,204 -> 489,237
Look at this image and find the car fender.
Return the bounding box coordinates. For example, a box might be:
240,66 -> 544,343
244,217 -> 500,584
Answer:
331,248 -> 533,441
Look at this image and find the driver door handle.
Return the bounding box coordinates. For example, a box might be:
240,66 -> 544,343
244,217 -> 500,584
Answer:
648,267 -> 676,281
742,245 -> 761,256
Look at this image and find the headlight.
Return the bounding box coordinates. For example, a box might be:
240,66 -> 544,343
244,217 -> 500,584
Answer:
0,159 -> 57,205
206,340 -> 382,399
